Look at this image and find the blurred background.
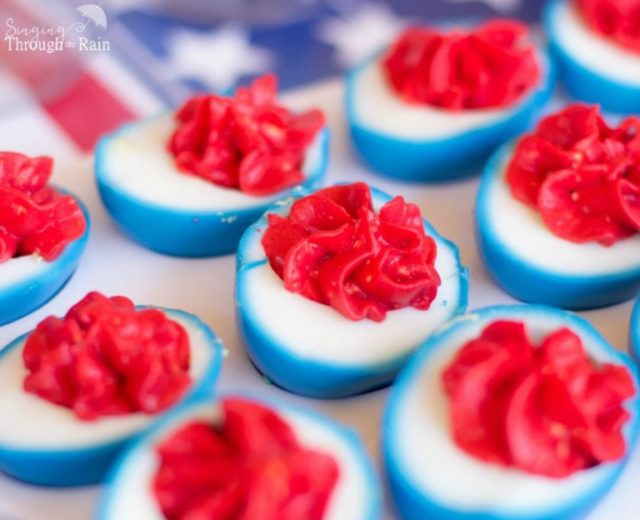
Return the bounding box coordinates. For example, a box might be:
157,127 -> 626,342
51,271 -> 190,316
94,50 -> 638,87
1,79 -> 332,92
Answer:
0,0 -> 546,152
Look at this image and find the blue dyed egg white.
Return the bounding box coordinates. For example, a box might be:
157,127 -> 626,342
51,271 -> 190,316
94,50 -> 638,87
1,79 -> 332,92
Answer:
0,193 -> 89,326
384,305 -> 640,520
0,308 -> 223,486
95,115 -> 329,257
345,45 -> 554,181
476,144 -> 640,309
236,186 -> 469,398
98,399 -> 381,520
544,0 -> 640,113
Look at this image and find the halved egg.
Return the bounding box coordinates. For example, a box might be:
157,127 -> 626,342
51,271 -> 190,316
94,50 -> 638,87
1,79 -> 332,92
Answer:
476,143 -> 640,309
345,26 -> 554,182
384,304 -> 640,520
544,0 -> 640,114
0,190 -> 89,325
95,115 -> 328,257
236,184 -> 468,398
98,396 -> 381,519
0,307 -> 223,486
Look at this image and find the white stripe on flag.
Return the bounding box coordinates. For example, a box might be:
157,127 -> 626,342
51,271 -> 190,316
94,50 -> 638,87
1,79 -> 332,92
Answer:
84,52 -> 167,117
0,69 -> 78,158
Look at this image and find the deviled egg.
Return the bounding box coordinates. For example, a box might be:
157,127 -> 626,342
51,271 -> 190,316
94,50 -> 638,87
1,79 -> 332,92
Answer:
95,75 -> 328,257
236,182 -> 468,398
0,151 -> 89,325
477,104 -> 640,309
98,396 -> 381,520
544,0 -> 640,114
384,305 -> 639,520
0,292 -> 223,486
346,20 -> 554,181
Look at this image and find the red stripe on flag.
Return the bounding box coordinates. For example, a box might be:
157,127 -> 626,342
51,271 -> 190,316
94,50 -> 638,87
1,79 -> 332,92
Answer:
1,2 -> 137,152
40,71 -> 137,152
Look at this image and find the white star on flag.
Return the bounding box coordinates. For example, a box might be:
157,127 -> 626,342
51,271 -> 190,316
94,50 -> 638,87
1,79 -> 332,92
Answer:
447,0 -> 523,13
316,3 -> 409,68
166,25 -> 273,92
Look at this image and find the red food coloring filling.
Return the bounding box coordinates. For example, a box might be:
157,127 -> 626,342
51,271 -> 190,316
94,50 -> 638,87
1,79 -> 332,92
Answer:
23,292 -> 191,421
0,151 -> 86,264
442,320 -> 635,478
506,104 -> 640,246
167,74 -> 325,196
153,398 -> 340,520
576,0 -> 640,54
261,182 -> 441,322
382,19 -> 541,110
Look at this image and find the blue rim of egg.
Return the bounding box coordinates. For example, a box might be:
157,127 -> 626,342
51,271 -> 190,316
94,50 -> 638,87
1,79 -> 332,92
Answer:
543,0 -> 640,115
97,394 -> 382,520
94,116 -> 329,257
383,304 -> 640,520
631,296 -> 640,363
0,188 -> 90,326
476,142 -> 640,310
0,307 -> 223,487
344,39 -> 555,182
235,184 -> 469,398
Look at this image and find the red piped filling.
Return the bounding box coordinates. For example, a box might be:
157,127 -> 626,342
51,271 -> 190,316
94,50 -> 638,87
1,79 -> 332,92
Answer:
23,292 -> 191,421
506,104 -> 640,246
0,151 -> 86,263
168,74 -> 325,196
382,20 -> 541,110
261,182 -> 441,322
442,320 -> 635,478
153,398 -> 340,520
576,0 -> 640,54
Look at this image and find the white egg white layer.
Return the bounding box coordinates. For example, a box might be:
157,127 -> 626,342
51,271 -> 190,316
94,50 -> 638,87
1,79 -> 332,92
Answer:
0,311 -> 215,449
485,150 -> 640,276
350,58 -> 516,140
99,114 -> 325,212
103,403 -> 374,520
391,308 -> 624,515
550,1 -> 640,86
0,256 -> 47,290
240,192 -> 465,366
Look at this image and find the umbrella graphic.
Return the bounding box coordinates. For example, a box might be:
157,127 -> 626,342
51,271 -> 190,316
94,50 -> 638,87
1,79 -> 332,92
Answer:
75,4 -> 108,30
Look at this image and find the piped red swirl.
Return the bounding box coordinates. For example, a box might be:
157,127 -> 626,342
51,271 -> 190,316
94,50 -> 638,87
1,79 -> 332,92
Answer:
153,398 -> 339,520
382,20 -> 541,110
0,151 -> 86,263
168,74 -> 324,196
506,104 -> 640,245
576,0 -> 640,54
261,183 -> 441,322
23,292 -> 191,421
443,320 -> 635,478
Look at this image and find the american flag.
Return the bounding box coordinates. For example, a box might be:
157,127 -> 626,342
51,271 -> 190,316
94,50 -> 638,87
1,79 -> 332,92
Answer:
0,0 -> 542,155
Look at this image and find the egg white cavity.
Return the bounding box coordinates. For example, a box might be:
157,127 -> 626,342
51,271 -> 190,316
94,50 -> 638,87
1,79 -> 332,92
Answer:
0,255 -> 48,290
485,151 -> 640,276
100,114 -> 324,212
550,1 -> 640,85
350,58 -> 514,140
392,308 -> 621,514
0,311 -> 215,449
241,193 -> 464,366
103,405 -> 373,520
